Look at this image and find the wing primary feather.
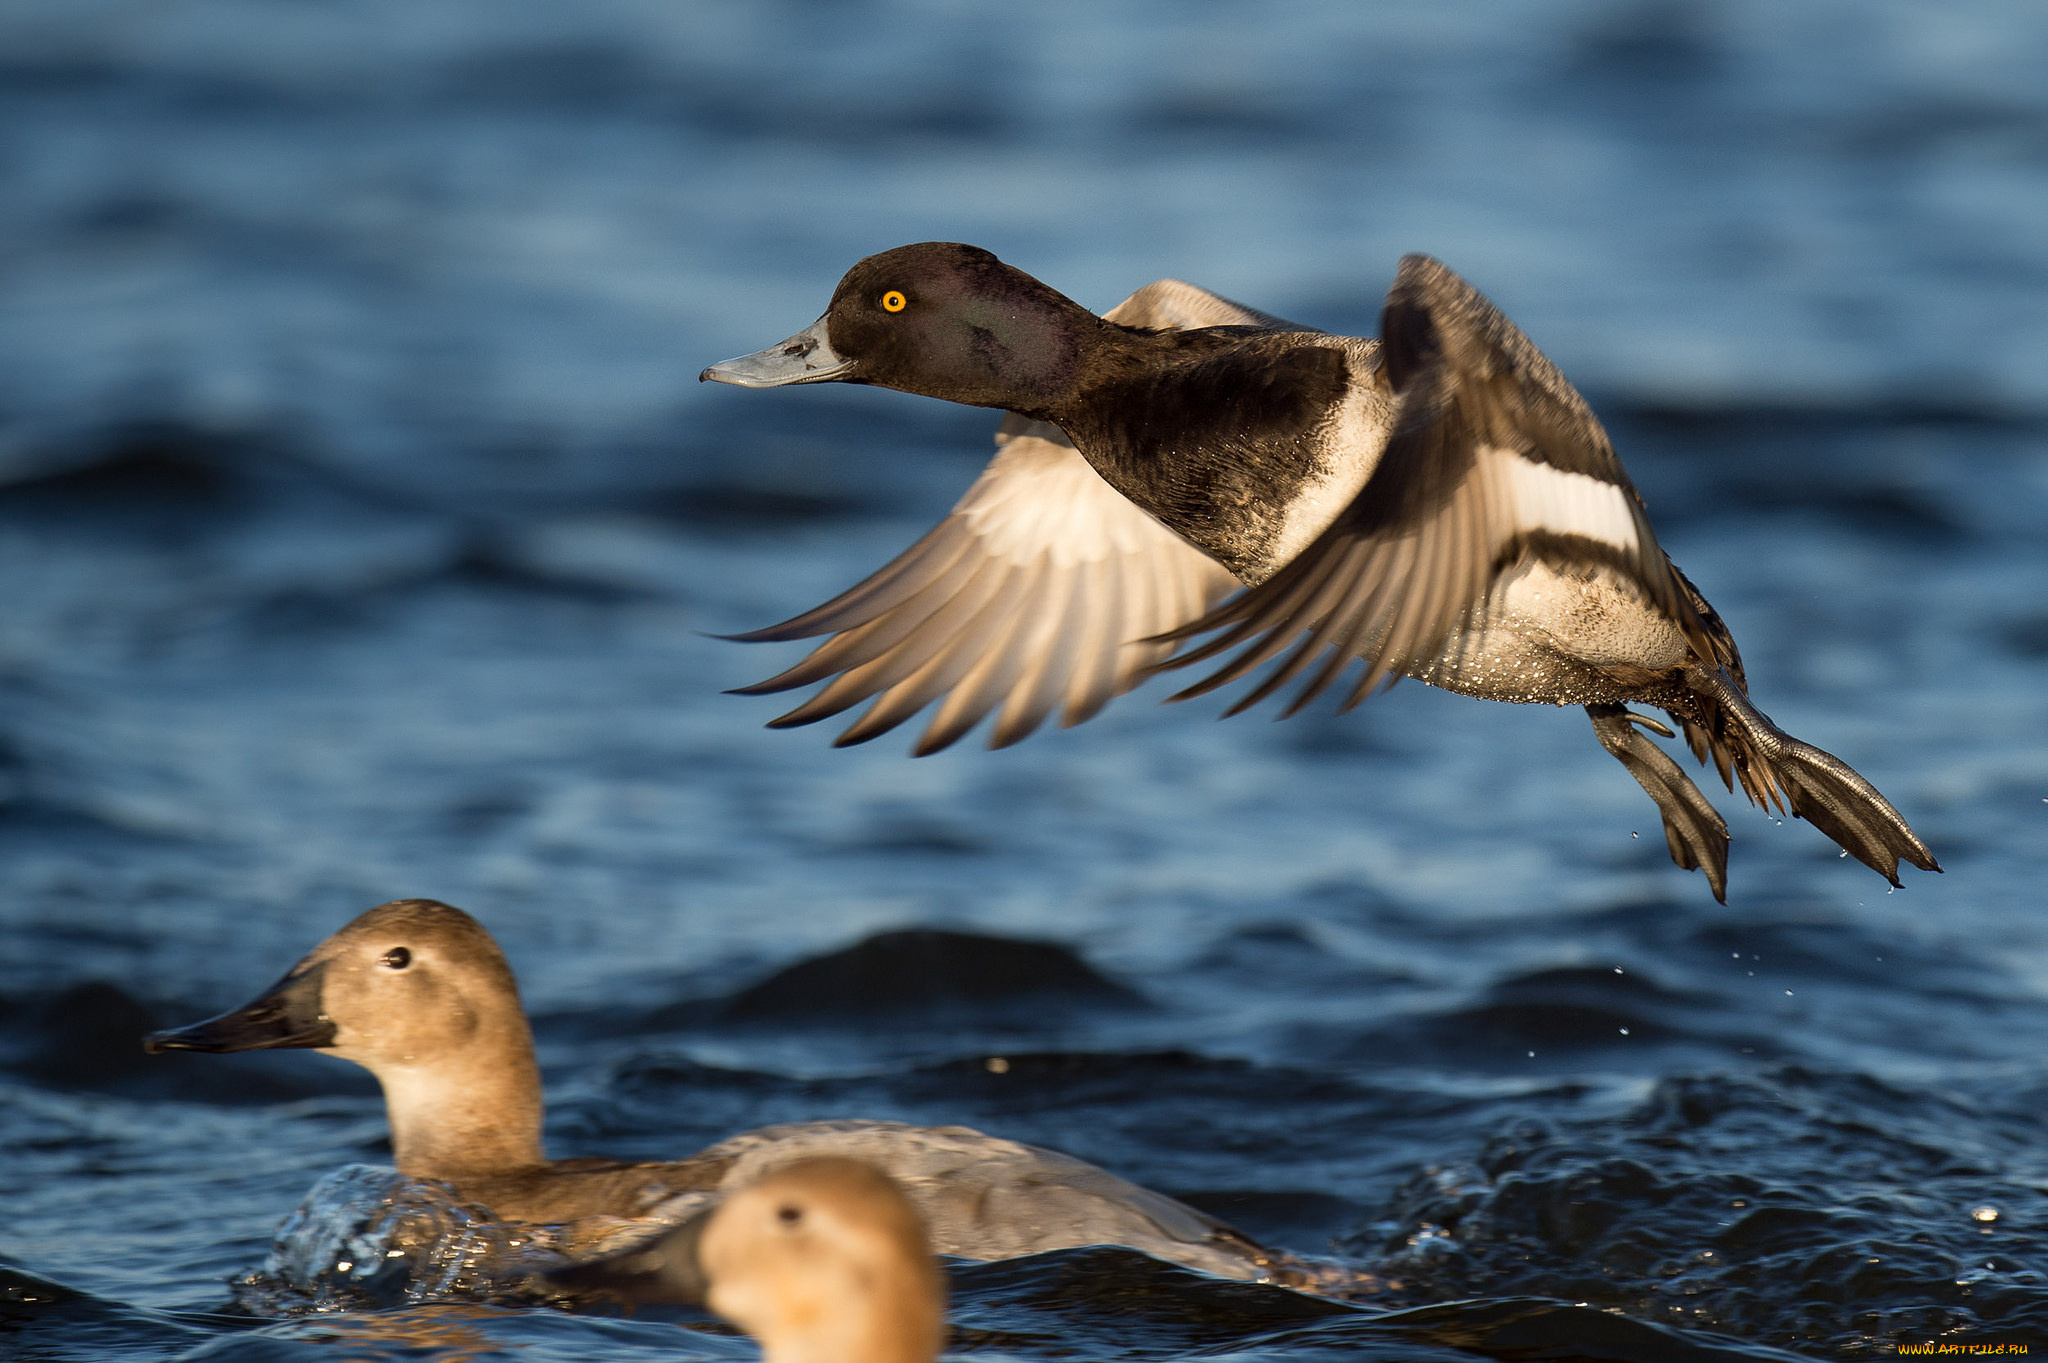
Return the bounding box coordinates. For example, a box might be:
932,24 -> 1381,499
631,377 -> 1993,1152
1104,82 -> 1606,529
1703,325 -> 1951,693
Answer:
729,628 -> 882,697
913,569 -> 1048,755
1430,471 -> 1475,682
833,566 -> 1028,747
1216,547 -> 1385,714
990,564 -> 1084,747
1278,573 -> 1402,718
721,518 -> 975,643
1429,473 -> 1483,679
1062,551 -> 1126,727
1220,622 -> 1338,718
1341,537 -> 1425,708
1111,546 -> 1162,691
1293,562 -> 1406,716
762,559 -> 1012,730
726,535 -> 988,694
1153,564 -> 1328,679
1387,527 -> 1448,685
730,599 -> 939,697
1149,604 -> 1267,668
1449,448 -> 1505,677
1165,544 -> 1367,704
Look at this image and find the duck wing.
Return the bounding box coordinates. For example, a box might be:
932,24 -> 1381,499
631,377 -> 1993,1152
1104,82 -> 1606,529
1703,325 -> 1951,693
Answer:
688,1119 -> 1274,1281
1155,254 -> 1710,715
725,281 -> 1293,753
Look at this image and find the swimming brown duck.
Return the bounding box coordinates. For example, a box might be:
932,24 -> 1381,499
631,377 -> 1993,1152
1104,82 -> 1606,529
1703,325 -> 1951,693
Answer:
144,898 -> 1304,1282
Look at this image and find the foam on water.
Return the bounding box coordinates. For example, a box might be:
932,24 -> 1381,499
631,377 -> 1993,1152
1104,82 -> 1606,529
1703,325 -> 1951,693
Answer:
227,1165 -> 678,1315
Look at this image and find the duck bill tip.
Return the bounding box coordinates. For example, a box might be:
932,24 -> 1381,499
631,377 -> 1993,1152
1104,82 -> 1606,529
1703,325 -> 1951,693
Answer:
141,962 -> 337,1055
700,320 -> 851,388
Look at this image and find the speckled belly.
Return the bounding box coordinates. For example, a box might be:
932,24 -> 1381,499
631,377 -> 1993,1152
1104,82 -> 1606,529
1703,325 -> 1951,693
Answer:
1417,561 -> 1692,705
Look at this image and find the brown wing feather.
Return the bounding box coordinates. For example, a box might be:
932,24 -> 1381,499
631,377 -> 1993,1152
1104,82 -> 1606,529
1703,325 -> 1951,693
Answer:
1156,254 -> 1705,713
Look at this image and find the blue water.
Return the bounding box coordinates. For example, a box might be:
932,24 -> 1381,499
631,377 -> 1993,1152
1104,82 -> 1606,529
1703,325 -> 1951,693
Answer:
3,2 -> 2047,1359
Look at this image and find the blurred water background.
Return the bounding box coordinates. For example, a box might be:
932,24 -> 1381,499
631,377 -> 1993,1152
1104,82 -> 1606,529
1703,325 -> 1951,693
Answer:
2,2 -> 2047,1359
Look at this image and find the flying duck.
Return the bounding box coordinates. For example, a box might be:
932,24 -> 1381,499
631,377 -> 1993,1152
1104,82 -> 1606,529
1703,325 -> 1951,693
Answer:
552,1158 -> 948,1363
143,898 -> 1310,1284
703,243 -> 1938,901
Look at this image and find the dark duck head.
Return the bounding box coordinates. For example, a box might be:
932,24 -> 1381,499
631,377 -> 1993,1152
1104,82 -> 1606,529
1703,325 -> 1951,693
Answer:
703,242 -> 1107,418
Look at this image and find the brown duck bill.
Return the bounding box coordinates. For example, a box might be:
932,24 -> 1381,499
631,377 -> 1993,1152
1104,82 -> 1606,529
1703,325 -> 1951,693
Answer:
142,961 -> 337,1054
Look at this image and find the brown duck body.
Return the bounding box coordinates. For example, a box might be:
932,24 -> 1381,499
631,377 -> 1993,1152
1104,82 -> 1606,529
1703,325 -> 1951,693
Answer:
706,243 -> 1938,900
443,1155 -> 715,1225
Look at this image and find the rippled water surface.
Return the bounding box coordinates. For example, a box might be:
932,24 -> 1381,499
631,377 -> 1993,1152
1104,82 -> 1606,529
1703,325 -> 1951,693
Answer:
4,3 -> 2047,1360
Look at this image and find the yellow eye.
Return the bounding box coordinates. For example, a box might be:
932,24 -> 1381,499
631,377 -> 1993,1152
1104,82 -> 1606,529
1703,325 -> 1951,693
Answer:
881,290 -> 906,313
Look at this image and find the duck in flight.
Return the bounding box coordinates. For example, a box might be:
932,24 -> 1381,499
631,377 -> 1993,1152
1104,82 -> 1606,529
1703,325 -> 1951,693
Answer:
704,243 -> 1938,901
143,898 -> 1312,1284
551,1157 -> 948,1363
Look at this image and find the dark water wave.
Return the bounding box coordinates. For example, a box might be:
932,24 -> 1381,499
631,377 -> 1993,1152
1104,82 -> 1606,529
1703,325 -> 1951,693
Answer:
5,1251 -> 1816,1363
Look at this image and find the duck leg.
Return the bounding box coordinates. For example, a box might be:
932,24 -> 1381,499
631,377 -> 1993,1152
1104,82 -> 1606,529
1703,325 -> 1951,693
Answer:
1587,703 -> 1731,902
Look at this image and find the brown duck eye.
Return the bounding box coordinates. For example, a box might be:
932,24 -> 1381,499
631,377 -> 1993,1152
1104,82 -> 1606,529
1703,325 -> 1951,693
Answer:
880,290 -> 906,313
776,1203 -> 803,1226
381,947 -> 411,970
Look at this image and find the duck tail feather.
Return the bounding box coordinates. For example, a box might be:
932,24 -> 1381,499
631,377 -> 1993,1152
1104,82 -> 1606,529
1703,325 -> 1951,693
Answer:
1684,666 -> 1940,884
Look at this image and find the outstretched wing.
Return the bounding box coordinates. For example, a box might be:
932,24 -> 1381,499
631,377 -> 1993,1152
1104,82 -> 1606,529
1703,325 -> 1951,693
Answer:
727,280 -> 1299,753
1156,254 -> 1708,715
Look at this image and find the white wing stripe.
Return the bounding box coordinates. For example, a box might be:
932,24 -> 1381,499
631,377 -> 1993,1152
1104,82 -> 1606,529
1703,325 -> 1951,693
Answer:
1486,448 -> 1640,552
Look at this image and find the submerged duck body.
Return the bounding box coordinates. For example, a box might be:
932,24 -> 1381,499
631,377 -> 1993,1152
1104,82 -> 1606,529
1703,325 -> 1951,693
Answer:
708,243 -> 1938,900
144,899 -> 1300,1283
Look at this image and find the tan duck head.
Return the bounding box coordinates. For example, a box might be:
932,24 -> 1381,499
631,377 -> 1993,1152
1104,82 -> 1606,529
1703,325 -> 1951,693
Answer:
145,898 -> 548,1187
553,1157 -> 947,1363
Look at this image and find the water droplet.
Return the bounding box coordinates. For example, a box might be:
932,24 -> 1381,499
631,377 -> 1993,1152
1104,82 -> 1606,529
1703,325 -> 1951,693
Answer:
985,1056 -> 1009,1074
1840,849 -> 1849,857
1527,1050 -> 1536,1058
335,1260 -> 353,1273
1631,831 -> 1639,839
387,1248 -> 407,1258
1973,1205 -> 2001,1223
1785,989 -> 1794,996
1613,967 -> 1624,974
1618,1027 -> 1630,1036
